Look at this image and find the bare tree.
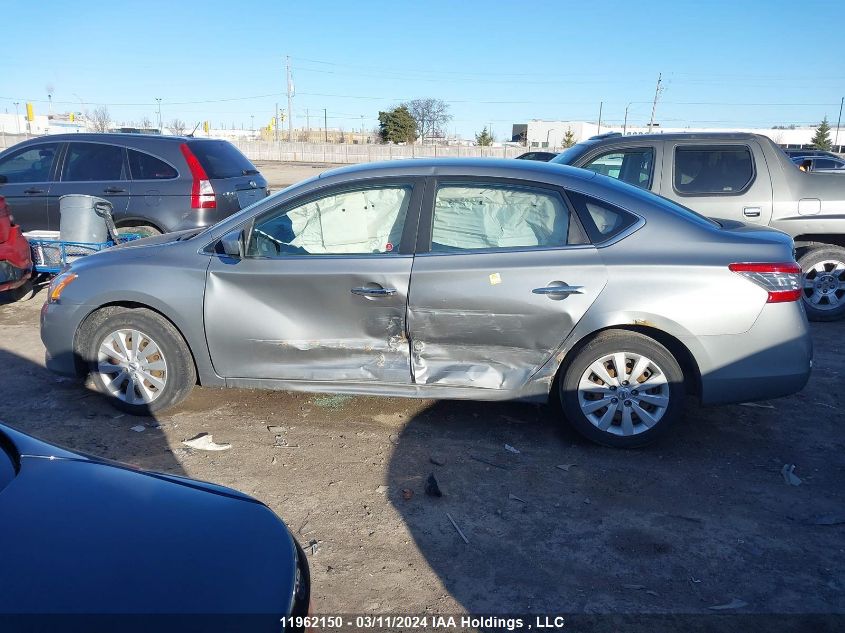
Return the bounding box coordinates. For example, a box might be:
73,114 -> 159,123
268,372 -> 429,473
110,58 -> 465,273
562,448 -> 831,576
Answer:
89,106 -> 112,133
168,119 -> 187,135
139,116 -> 152,130
401,98 -> 451,143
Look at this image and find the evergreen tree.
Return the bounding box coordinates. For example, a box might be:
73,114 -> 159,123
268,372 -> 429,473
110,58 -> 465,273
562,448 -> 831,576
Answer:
811,116 -> 832,150
475,126 -> 494,146
562,128 -> 576,148
377,106 -> 418,144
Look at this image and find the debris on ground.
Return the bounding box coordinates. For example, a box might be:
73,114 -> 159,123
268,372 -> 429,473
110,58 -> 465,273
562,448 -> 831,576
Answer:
271,455 -> 277,465
508,493 -> 526,503
708,598 -> 748,611
469,453 -> 510,470
446,512 -> 469,544
389,433 -> 400,445
556,464 -> 576,472
402,488 -> 414,501
376,485 -> 388,494
306,538 -> 319,555
781,464 -> 802,486
312,394 -> 352,410
130,425 -> 145,433
181,433 -> 231,451
267,425 -> 286,434
504,443 -> 520,454
429,454 -> 446,466
739,402 -> 775,409
425,473 -> 442,498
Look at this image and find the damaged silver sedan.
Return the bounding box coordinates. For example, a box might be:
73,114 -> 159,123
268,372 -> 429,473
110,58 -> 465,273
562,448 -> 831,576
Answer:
41,159 -> 812,447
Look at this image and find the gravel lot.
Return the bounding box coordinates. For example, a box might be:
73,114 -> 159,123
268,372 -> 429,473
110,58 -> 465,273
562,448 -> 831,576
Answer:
0,162 -> 843,629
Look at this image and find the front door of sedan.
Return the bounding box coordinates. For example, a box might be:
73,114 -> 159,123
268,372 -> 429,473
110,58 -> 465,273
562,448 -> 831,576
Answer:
407,179 -> 608,391
204,179 -> 423,383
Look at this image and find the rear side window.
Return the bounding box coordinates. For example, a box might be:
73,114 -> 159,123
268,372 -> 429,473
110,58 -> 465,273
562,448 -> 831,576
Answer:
187,141 -> 258,179
674,145 -> 754,195
431,184 -> 571,252
63,143 -> 125,182
128,149 -> 177,180
567,191 -> 640,243
580,148 -> 654,190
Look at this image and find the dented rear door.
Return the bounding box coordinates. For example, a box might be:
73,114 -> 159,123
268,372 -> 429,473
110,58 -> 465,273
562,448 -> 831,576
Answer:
407,178 -> 607,392
204,178 -> 423,383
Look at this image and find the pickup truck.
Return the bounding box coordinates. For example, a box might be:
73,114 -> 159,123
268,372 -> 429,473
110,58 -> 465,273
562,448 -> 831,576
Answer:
552,132 -> 845,321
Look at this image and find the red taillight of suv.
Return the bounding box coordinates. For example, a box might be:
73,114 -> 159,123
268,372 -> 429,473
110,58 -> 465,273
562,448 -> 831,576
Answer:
179,143 -> 217,209
729,262 -> 802,303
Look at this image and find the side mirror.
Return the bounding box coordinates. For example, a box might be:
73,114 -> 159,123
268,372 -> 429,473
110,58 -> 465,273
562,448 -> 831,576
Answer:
218,229 -> 244,258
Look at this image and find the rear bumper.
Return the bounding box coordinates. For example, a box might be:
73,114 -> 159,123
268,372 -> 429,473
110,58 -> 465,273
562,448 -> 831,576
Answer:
697,302 -> 812,405
0,260 -> 31,292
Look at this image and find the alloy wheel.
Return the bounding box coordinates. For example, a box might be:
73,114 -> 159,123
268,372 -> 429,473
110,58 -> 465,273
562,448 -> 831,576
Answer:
802,260 -> 845,311
97,329 -> 168,405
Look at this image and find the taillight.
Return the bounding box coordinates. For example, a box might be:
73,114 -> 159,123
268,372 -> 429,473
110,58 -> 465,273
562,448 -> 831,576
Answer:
729,262 -> 802,303
179,143 -> 217,209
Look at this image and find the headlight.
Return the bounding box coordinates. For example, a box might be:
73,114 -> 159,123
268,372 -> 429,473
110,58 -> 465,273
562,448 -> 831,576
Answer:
48,271 -> 78,303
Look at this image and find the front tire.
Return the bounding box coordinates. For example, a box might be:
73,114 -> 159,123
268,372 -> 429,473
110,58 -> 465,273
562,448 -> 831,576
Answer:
798,246 -> 845,321
80,307 -> 196,414
559,330 -> 685,448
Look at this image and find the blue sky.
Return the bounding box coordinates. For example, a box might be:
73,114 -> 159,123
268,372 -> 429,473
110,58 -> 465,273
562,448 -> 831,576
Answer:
2,0 -> 843,138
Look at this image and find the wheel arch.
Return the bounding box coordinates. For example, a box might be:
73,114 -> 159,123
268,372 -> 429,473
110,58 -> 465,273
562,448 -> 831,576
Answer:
74,301 -> 202,385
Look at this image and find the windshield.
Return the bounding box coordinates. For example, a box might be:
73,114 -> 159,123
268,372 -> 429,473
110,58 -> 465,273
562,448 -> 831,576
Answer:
549,142 -> 592,165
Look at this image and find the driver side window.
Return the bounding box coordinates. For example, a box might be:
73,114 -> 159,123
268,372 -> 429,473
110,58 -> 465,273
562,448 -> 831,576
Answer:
581,147 -> 654,190
247,185 -> 412,257
0,143 -> 59,183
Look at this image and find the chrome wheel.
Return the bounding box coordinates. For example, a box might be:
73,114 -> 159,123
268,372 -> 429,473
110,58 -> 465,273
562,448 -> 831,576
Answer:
577,352 -> 670,437
97,329 -> 168,405
802,260 -> 845,310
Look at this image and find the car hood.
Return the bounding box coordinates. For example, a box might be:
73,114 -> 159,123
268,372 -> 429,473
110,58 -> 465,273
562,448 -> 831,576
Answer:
0,423 -> 297,616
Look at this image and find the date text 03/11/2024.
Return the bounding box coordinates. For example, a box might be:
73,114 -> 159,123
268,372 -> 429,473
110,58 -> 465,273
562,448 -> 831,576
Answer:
279,615 -> 568,630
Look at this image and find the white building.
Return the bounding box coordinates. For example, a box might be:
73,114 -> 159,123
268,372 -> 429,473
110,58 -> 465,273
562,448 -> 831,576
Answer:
514,120 -> 845,153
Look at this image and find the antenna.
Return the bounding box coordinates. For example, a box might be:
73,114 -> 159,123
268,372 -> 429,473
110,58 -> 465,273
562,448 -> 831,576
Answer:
187,121 -> 201,137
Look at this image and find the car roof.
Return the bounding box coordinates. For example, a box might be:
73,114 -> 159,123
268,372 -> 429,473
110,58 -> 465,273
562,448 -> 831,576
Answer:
583,132 -> 765,145
316,157 -> 598,182
20,133 -> 218,143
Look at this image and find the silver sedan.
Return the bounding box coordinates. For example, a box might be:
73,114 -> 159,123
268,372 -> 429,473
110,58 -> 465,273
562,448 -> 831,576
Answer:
41,159 -> 812,447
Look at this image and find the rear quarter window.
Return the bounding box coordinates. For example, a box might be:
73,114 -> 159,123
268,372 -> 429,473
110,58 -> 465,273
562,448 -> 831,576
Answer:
128,149 -> 178,180
187,141 -> 258,179
566,191 -> 640,243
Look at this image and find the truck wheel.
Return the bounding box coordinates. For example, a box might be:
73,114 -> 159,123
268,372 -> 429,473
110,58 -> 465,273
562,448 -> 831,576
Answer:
798,246 -> 845,321
559,330 -> 685,448
80,307 -> 196,415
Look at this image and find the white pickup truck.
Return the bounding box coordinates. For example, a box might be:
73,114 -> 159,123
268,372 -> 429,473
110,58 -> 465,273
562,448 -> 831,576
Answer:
553,132 -> 845,321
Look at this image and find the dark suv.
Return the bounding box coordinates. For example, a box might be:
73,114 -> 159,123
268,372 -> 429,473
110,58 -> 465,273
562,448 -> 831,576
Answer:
0,134 -> 268,235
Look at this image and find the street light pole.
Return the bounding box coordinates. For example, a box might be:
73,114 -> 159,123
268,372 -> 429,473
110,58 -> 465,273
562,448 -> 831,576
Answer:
155,98 -> 162,133
623,102 -> 633,136
13,102 -> 20,134
834,96 -> 844,152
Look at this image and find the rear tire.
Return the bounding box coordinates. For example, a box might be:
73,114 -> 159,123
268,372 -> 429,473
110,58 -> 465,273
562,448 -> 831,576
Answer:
559,330 -> 685,448
798,246 -> 845,321
79,307 -> 195,415
118,224 -> 162,238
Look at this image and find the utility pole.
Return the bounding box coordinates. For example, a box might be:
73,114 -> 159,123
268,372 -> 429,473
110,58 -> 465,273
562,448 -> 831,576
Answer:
250,115 -> 254,133
274,102 -> 279,142
597,101 -> 603,132
13,102 -> 20,134
834,96 -> 844,151
623,102 -> 633,135
361,115 -> 365,143
155,98 -> 162,133
648,73 -> 662,133
324,108 -> 328,142
306,109 -> 310,142
286,56 -> 294,142
47,94 -> 53,117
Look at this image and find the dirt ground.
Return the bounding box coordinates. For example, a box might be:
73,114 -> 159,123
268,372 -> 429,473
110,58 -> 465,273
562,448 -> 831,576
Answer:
0,161 -> 843,629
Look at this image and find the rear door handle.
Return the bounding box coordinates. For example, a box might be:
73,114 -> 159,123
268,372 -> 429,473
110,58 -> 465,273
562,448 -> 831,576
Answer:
103,187 -> 126,194
743,207 -> 761,218
533,285 -> 583,296
24,188 -> 45,194
351,286 -> 397,297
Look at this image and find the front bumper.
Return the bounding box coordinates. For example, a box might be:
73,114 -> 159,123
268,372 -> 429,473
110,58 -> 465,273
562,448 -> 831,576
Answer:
41,301 -> 93,377
696,302 -> 812,405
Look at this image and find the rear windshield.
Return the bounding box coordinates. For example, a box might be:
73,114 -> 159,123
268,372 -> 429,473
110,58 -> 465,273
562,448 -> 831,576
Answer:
187,141 -> 259,179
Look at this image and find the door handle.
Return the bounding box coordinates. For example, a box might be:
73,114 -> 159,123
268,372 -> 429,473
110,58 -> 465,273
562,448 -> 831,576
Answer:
24,188 -> 45,194
743,207 -> 761,218
533,285 -> 583,296
351,286 -> 397,297
103,187 -> 126,194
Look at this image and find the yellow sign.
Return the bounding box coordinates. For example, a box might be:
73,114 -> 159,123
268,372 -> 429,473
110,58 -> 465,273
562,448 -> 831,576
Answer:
25,102 -> 34,121
203,121 -> 210,133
